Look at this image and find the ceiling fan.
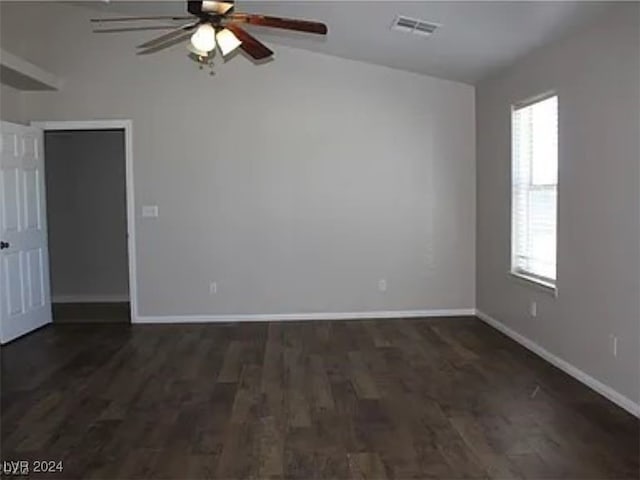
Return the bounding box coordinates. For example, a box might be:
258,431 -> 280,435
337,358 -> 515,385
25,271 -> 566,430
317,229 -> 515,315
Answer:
91,0 -> 328,69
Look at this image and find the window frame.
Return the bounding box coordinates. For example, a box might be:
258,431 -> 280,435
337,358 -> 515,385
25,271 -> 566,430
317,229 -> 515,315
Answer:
510,91 -> 559,294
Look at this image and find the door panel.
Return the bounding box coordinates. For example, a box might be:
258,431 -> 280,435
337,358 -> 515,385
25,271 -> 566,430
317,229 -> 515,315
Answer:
0,131 -> 18,156
23,168 -> 41,230
2,167 -> 20,232
27,248 -> 45,309
4,252 -> 23,315
0,121 -> 51,343
22,134 -> 38,158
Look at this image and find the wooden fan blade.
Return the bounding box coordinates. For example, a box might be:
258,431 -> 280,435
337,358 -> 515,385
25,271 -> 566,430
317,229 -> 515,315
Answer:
201,1 -> 234,14
91,16 -> 194,23
137,31 -> 192,55
93,26 -> 181,33
229,14 -> 327,35
225,24 -> 273,60
137,22 -> 198,49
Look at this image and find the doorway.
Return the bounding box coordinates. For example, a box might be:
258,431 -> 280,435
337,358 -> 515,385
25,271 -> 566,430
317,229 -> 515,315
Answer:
36,120 -> 137,324
44,129 -> 129,322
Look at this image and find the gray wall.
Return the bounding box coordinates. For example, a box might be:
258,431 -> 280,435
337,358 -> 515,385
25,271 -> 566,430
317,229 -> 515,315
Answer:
0,2 -> 476,317
476,3 -> 639,404
0,84 -> 24,123
45,130 -> 129,301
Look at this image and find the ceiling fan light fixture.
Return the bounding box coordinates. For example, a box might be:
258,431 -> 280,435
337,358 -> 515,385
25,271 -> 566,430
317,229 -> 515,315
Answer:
216,28 -> 242,56
92,1 -> 329,64
191,23 -> 216,52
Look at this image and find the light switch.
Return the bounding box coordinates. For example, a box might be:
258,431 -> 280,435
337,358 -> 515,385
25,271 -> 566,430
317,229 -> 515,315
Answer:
142,205 -> 159,218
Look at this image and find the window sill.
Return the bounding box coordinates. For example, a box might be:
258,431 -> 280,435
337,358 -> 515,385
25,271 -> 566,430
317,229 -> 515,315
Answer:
509,271 -> 558,298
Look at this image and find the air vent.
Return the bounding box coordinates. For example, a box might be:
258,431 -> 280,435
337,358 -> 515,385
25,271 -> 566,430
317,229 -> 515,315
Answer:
391,15 -> 440,37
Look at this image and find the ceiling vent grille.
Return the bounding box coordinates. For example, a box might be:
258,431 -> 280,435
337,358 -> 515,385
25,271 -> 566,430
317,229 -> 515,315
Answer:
391,15 -> 440,37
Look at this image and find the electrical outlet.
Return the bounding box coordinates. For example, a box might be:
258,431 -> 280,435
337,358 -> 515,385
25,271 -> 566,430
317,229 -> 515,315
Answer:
378,279 -> 387,292
529,301 -> 537,317
209,282 -> 218,295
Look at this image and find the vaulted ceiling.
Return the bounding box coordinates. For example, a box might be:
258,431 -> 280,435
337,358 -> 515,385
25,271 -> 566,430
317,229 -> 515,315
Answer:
82,1 -> 612,84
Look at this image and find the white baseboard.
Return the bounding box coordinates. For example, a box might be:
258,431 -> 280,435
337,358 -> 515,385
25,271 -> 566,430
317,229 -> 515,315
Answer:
133,308 -> 475,325
475,309 -> 640,418
53,294 -> 130,304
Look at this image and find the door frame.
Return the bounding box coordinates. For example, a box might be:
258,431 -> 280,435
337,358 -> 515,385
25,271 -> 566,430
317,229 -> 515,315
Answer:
31,120 -> 138,322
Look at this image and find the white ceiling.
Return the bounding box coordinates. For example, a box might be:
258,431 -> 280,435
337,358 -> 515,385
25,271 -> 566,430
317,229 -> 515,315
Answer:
83,1 -> 613,84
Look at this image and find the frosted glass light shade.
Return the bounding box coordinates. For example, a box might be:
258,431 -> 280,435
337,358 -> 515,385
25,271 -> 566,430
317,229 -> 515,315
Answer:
191,23 -> 216,53
216,28 -> 242,56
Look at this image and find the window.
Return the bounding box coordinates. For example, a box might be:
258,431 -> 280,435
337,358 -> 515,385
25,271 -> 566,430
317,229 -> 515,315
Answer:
511,94 -> 558,287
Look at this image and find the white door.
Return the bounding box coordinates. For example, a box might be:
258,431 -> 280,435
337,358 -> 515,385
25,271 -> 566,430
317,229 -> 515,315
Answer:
0,121 -> 52,343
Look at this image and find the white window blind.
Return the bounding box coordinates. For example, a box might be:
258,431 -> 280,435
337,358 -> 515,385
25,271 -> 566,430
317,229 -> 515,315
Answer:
511,94 -> 558,285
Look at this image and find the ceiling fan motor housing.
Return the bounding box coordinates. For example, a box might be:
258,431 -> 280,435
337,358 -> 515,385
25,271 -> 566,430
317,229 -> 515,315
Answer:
188,1 -> 233,18
187,1 -> 204,16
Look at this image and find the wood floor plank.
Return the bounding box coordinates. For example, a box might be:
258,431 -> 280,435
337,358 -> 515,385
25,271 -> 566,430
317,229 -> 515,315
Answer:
214,419 -> 257,478
1,319 -> 637,479
217,340 -> 245,383
348,351 -> 380,400
284,343 -> 312,428
363,320 -> 393,348
261,323 -> 286,422
429,324 -> 480,363
347,452 -> 388,480
449,414 -> 523,479
230,364 -> 262,424
309,354 -> 335,411
257,415 -> 284,478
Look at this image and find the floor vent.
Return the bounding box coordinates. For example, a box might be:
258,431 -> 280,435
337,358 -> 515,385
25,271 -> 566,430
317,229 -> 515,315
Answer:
391,15 -> 440,37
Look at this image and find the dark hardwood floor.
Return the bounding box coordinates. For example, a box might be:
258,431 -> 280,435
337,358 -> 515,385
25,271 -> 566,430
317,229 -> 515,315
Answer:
1,317 -> 638,479
52,302 -> 131,324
